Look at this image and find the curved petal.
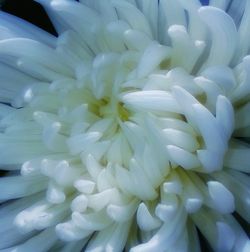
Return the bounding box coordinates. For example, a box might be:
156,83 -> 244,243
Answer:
198,6 -> 238,69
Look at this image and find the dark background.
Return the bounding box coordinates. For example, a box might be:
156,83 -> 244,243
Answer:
1,0 -> 57,35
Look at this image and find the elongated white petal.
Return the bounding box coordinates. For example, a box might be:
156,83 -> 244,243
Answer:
129,158 -> 158,200
215,95 -> 234,140
0,11 -> 56,46
207,181 -> 235,213
217,222 -> 236,252
159,0 -> 186,28
178,170 -> 203,213
123,29 -> 152,51
72,210 -> 112,230
74,179 -> 96,194
197,149 -> 224,172
107,199 -> 138,222
0,175 -> 47,201
155,199 -> 178,222
56,221 -> 92,242
172,86 -> 199,128
136,42 -> 171,78
84,154 -> 103,179
53,161 -> 81,187
15,201 -> 69,232
121,90 -> 181,113
238,0 -> 250,59
163,172 -> 183,195
166,145 -> 201,170
194,76 -> 223,113
105,222 -> 131,252
235,101 -> 250,130
67,132 -> 102,155
209,0 -> 231,10
198,6 -> 237,68
71,195 -> 88,213
60,239 -> 90,252
168,25 -> 205,72
46,181 -> 66,204
85,222 -> 131,252
142,145 -> 165,187
192,103 -> 226,152
120,121 -> 146,157
8,228 -> 58,252
177,0 -> 205,41
0,141 -> 49,165
17,57 -> 64,81
0,38 -> 73,75
45,1 -> 100,52
166,67 -> 203,96
201,66 -> 236,94
187,220 -> 201,252
163,128 -> 199,152
144,116 -> 170,175
212,171 -> 250,222
224,148 -> 250,172
138,0 -> 158,38
192,207 -> 237,251
131,207 -> 187,252
115,165 -> 134,194
112,0 -> 152,37
231,56 -> 250,102
87,188 -> 120,211
136,203 -> 161,231
96,0 -> 118,23
227,0 -> 247,25
105,20 -> 129,52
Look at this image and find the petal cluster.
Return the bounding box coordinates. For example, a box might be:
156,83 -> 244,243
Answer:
0,0 -> 250,251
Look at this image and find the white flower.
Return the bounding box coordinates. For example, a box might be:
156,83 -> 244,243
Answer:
0,0 -> 250,251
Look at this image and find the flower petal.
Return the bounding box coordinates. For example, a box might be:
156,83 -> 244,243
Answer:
198,6 -> 237,68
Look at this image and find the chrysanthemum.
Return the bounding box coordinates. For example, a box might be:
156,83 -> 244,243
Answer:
0,0 -> 249,251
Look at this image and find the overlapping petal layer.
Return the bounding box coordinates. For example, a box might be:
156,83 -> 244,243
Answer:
0,0 -> 250,251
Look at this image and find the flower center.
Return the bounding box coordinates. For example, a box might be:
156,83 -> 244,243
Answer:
98,98 -> 130,122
